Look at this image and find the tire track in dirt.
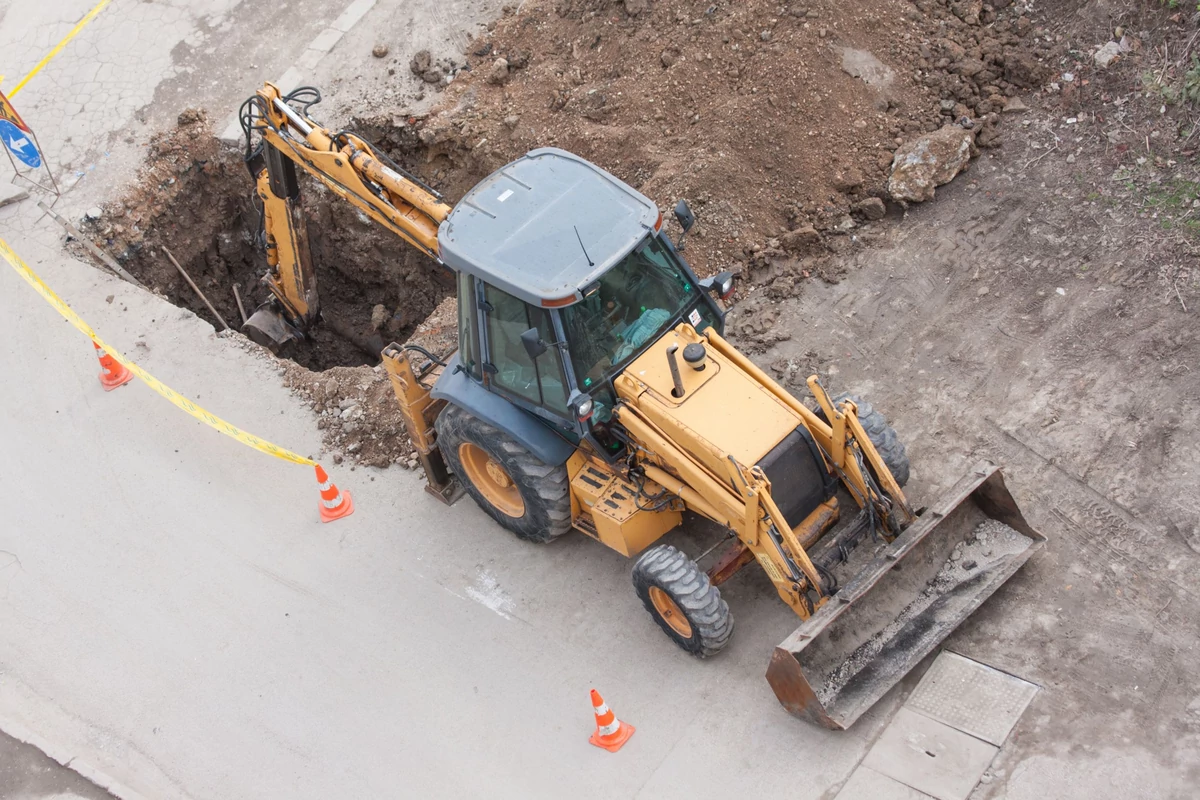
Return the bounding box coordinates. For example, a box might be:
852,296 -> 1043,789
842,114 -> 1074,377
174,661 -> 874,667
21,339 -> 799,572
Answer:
761,117 -> 1200,789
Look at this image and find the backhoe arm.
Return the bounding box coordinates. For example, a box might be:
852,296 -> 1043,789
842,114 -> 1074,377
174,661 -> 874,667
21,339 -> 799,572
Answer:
238,83 -> 453,351
245,83 -> 451,257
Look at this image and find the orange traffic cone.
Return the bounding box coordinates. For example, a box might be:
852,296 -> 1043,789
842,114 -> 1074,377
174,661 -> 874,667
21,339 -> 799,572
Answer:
315,464 -> 354,523
588,689 -> 635,752
93,341 -> 133,391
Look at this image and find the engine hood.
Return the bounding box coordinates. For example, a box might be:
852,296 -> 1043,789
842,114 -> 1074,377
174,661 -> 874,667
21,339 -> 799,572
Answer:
614,324 -> 804,476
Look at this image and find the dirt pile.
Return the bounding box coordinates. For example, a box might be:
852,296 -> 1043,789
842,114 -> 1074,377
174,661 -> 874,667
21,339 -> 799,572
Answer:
280,298 -> 462,468
415,0 -> 1048,286
84,110 -> 456,373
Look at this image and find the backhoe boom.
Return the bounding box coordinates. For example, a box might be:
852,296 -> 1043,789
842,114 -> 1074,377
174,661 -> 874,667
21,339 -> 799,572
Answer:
238,83 -> 452,351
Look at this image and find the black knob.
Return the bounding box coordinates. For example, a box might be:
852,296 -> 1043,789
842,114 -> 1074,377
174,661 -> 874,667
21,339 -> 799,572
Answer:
682,342 -> 707,370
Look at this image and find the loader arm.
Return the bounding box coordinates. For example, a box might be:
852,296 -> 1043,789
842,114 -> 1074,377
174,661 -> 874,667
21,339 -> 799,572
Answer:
609,323 -> 922,620
238,83 -> 452,349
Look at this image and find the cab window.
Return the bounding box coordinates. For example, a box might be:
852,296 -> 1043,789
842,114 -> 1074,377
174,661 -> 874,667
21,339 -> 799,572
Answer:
484,284 -> 569,417
457,272 -> 481,378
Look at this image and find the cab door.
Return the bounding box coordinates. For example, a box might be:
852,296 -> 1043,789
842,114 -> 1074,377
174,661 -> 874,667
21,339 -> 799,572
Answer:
478,281 -> 573,425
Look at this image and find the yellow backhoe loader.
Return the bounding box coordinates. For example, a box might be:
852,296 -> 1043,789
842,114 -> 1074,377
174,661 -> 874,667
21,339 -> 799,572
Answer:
239,83 -> 1045,729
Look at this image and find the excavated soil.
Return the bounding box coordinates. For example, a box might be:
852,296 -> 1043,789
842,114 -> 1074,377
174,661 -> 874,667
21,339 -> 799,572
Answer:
411,0 -> 1049,283
88,110 -> 462,374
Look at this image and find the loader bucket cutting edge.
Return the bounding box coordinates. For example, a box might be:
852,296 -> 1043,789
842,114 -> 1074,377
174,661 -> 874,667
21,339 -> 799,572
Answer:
765,461 -> 1045,730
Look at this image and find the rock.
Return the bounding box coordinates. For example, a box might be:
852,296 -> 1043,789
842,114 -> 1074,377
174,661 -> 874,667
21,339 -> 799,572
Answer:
780,225 -> 822,253
487,57 -> 510,85
176,108 -> 204,126
85,207 -> 103,221
421,68 -> 443,85
410,49 -> 433,77
503,114 -> 520,129
831,167 -> 864,192
954,58 -> 986,78
1002,96 -> 1028,113
1094,41 -> 1122,68
840,48 -> 896,87
372,44 -> 389,58
623,0 -> 650,14
1004,52 -> 1048,88
660,48 -> 680,68
105,295 -> 114,304
332,453 -> 344,465
888,125 -> 978,203
950,0 -> 983,24
854,197 -> 887,220
216,231 -> 243,262
385,312 -> 407,334
370,304 -> 389,331
962,559 -> 978,570
340,405 -> 359,420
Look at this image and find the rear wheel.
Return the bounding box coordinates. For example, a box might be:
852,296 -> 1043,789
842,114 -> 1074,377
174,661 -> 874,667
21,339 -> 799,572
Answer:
632,545 -> 733,657
435,404 -> 571,543
819,393 -> 910,487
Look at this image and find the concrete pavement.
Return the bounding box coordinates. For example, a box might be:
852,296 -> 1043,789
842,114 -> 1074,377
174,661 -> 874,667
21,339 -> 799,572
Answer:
0,2 -> 887,798
0,729 -> 112,799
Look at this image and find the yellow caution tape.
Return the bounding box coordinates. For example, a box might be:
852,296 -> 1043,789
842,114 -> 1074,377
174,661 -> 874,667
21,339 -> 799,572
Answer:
7,0 -> 113,98
0,237 -> 315,466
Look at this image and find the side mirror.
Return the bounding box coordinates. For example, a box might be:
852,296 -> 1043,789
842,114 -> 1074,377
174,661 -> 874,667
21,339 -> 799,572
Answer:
674,200 -> 696,252
674,200 -> 696,233
699,270 -> 736,300
520,327 -> 548,360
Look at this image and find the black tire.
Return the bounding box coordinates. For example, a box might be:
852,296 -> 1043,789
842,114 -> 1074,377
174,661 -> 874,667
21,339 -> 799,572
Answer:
818,392 -> 910,487
632,545 -> 733,657
435,403 -> 571,543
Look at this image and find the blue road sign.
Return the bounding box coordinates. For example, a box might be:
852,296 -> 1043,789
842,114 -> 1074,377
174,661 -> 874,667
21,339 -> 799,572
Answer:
0,119 -> 42,169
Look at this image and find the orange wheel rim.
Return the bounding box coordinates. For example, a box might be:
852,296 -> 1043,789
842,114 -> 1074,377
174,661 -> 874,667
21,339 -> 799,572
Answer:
648,586 -> 693,638
459,442 -> 524,518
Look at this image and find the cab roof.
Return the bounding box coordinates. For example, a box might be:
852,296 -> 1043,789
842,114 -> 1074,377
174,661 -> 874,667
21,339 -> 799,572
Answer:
436,148 -> 661,307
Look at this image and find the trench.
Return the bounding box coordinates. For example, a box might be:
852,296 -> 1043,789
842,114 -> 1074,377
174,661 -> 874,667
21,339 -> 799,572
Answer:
109,114 -> 483,372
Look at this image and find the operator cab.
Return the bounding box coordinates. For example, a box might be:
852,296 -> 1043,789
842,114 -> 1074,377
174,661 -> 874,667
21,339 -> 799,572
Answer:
435,148 -> 725,449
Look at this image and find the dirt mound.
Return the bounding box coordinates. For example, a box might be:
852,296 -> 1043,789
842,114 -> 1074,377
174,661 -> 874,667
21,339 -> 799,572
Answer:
417,0 -> 1046,286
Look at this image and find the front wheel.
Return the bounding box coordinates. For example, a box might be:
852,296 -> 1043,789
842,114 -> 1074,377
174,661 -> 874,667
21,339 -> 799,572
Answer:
632,545 -> 733,657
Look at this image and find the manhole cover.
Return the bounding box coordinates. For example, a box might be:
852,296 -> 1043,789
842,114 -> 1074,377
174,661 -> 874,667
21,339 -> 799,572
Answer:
906,650 -> 1039,746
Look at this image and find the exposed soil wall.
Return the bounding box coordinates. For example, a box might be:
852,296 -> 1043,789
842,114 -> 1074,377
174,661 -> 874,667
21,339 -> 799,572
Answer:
90,110 -> 467,373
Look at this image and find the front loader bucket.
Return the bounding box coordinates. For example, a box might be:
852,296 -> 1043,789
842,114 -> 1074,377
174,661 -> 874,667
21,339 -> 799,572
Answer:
766,461 -> 1044,730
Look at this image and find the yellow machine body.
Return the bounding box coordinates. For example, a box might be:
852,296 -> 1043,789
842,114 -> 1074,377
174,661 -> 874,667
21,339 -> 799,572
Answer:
245,81 -> 1043,731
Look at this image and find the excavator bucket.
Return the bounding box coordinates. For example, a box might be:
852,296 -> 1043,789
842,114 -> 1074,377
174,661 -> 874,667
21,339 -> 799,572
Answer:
766,461 -> 1045,730
242,306 -> 303,354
